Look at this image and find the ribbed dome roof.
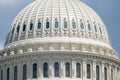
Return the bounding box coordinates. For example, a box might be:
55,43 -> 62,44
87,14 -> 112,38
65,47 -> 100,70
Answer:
5,0 -> 116,57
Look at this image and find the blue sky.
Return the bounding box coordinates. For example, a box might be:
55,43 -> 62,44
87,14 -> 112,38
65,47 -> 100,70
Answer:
0,0 -> 120,57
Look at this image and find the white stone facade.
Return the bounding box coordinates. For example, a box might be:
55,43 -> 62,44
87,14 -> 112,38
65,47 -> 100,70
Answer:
0,0 -> 120,80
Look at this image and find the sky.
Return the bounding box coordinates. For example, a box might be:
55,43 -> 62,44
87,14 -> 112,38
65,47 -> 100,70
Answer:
0,0 -> 120,56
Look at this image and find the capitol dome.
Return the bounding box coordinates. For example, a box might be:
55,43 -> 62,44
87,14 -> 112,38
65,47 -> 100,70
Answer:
0,0 -> 120,80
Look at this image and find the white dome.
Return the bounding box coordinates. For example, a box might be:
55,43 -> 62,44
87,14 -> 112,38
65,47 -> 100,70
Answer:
4,0 -> 117,57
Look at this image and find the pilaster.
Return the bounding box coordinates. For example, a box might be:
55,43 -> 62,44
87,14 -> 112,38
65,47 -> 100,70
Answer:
82,59 -> 87,80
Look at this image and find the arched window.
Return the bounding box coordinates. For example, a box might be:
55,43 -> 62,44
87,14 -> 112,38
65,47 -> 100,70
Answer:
54,62 -> 59,77
38,22 -> 41,29
88,24 -> 91,31
94,25 -> 97,32
23,24 -> 26,32
17,26 -> 20,33
64,21 -> 67,29
33,63 -> 37,78
23,64 -> 27,80
87,64 -> 91,79
76,63 -> 81,78
65,62 -> 70,77
96,65 -> 100,80
46,21 -> 50,29
72,21 -> 76,29
1,70 -> 3,80
43,63 -> 49,77
104,67 -> 107,80
30,23 -> 33,30
55,21 -> 59,29
80,22 -> 84,30
99,27 -> 102,34
7,68 -> 9,80
14,66 -> 18,80
111,69 -> 113,80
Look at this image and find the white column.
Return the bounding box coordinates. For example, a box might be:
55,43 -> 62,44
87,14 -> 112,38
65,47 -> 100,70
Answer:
3,65 -> 6,80
72,60 -> 75,78
49,61 -> 54,78
82,59 -> 87,80
108,64 -> 111,80
101,62 -> 105,80
92,61 -> 96,80
18,62 -> 22,80
60,60 -> 65,78
27,62 -> 32,79
38,61 -> 42,79
114,66 -> 117,80
10,64 -> 13,80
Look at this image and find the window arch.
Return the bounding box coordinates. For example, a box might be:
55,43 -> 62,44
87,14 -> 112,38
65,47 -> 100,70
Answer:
23,64 -> 27,80
87,24 -> 91,31
23,24 -> 26,32
43,63 -> 49,77
72,21 -> 76,29
14,66 -> 18,80
111,69 -> 113,80
96,65 -> 100,80
55,21 -> 59,29
64,21 -> 67,29
17,26 -> 20,33
94,25 -> 97,32
1,70 -> 3,80
87,64 -> 91,79
33,63 -> 37,78
30,23 -> 33,30
76,63 -> 81,78
7,68 -> 9,80
46,21 -> 50,29
104,67 -> 107,80
80,22 -> 84,30
38,22 -> 41,29
54,62 -> 59,77
65,62 -> 70,77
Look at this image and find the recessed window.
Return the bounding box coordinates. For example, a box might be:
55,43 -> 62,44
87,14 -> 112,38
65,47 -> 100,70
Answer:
33,63 -> 37,78
30,23 -> 33,30
94,25 -> 97,32
23,24 -> 26,32
99,27 -> 102,34
23,64 -> 27,80
38,22 -> 41,29
72,21 -> 76,29
7,68 -> 9,80
1,70 -> 3,80
46,21 -> 50,29
64,21 -> 67,29
14,66 -> 18,80
111,69 -> 113,80
76,63 -> 81,78
80,22 -> 84,30
87,64 -> 91,79
104,67 -> 107,80
65,62 -> 70,77
88,24 -> 91,31
96,65 -> 100,80
17,26 -> 20,33
55,21 -> 59,29
43,63 -> 49,78
54,62 -> 59,77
